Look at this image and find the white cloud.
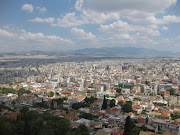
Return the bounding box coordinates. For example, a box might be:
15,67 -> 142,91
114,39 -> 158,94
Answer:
82,9 -> 119,24
100,20 -> 160,36
21,4 -> 34,13
163,15 -> 180,23
119,34 -> 131,39
100,20 -> 133,33
52,13 -> 86,27
36,6 -> 47,13
161,26 -> 168,31
145,15 -> 180,25
0,28 -> 73,52
0,29 -> 15,37
146,29 -> 160,36
71,27 -> 96,40
30,17 -> 55,23
83,0 -> 177,13
75,0 -> 83,11
73,0 -> 179,28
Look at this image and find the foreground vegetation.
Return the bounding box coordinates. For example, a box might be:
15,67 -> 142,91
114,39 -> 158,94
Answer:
0,110 -> 89,135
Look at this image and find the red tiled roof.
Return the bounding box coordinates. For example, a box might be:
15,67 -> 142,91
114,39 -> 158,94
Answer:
4,111 -> 19,120
62,91 -> 72,94
96,85 -> 103,87
136,117 -> 146,124
76,96 -> 85,100
170,121 -> 180,126
111,108 -> 120,112
111,129 -> 124,135
133,105 -> 143,109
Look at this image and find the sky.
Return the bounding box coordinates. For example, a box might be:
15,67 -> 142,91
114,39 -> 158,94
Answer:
0,0 -> 180,53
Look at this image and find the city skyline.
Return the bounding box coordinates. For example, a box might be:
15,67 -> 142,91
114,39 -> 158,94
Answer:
0,0 -> 180,52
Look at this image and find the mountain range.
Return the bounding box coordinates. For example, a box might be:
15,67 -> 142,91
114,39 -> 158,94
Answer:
71,47 -> 180,56
0,47 -> 180,57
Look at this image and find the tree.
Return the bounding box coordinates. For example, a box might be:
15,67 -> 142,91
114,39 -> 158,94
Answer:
116,88 -> 121,94
132,127 -> 142,135
110,99 -> 115,108
72,102 -> 85,110
124,116 -> 133,135
20,106 -> 29,113
141,125 -> 148,131
47,91 -> 54,97
78,125 -> 89,134
12,101 -> 16,106
79,112 -> 98,120
171,113 -> 180,120
118,101 -> 123,106
122,103 -> 133,113
0,111 -> 90,135
170,88 -> 175,95
146,117 -> 148,123
102,95 -> 107,110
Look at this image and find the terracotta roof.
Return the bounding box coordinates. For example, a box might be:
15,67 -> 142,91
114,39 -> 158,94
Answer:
4,111 -> 19,120
122,100 -> 126,103
152,121 -> 167,125
124,112 -> 134,115
138,114 -> 143,117
111,108 -> 120,112
62,91 -> 72,94
117,122 -> 125,126
136,117 -> 146,124
133,105 -> 143,109
111,129 -> 124,135
76,96 -> 85,100
45,87 -> 52,90
96,85 -> 103,87
170,121 -> 180,126
130,90 -> 136,92
159,112 -> 170,118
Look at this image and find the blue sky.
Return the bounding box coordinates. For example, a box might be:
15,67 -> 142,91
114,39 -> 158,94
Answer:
0,0 -> 180,52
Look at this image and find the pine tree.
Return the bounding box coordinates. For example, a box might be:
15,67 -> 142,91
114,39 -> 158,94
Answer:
124,116 -> 133,135
102,95 -> 107,109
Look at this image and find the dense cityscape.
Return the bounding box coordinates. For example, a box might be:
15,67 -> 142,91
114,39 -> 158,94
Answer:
1,55 -> 180,135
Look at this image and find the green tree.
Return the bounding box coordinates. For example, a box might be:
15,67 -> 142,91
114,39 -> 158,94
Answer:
0,117 -> 15,135
171,113 -> 180,120
124,116 -> 133,135
118,101 -> 123,106
146,117 -> 148,123
47,91 -> 54,97
110,99 -> 115,108
12,101 -> 16,106
132,127 -> 142,135
77,125 -> 89,134
79,112 -> 98,120
170,88 -> 175,95
116,88 -> 121,93
122,103 -> 133,113
102,95 -> 107,110
72,102 -> 85,110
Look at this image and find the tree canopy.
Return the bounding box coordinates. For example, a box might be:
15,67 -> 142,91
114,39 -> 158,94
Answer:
122,103 -> 133,113
0,111 -> 89,135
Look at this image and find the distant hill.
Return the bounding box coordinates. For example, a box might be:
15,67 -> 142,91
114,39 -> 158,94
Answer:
71,47 -> 180,56
0,47 -> 180,57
